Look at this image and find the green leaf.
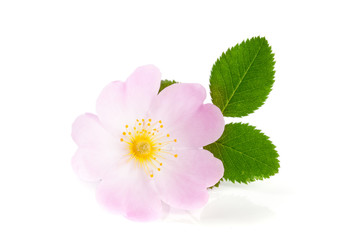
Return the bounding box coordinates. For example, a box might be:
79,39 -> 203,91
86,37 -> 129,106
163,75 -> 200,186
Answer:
209,36 -> 275,117
204,123 -> 279,184
159,80 -> 177,93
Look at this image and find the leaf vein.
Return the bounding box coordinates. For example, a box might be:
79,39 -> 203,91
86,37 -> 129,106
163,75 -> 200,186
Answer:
213,142 -> 276,170
220,41 -> 264,113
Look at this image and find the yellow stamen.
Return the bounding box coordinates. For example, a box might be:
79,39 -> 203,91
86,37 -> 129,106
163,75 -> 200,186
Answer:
119,118 -> 177,178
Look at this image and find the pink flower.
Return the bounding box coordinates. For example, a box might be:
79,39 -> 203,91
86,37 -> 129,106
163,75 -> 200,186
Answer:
71,65 -> 225,221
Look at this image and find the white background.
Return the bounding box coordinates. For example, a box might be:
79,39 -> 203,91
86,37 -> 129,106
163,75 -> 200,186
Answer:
1,0 -> 359,239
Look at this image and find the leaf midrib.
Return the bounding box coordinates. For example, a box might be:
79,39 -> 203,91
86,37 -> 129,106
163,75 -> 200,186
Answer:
212,141 -> 276,170
220,41 -> 264,113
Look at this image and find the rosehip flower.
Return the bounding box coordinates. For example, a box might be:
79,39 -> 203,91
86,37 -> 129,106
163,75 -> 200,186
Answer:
71,65 -> 224,221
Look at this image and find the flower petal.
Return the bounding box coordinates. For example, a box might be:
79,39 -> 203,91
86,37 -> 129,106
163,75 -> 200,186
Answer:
170,103 -> 225,148
155,149 -> 224,210
149,83 -> 224,147
71,113 -> 121,151
125,65 -> 161,118
149,83 -> 206,127
71,113 -> 125,181
172,149 -> 224,188
96,165 -> 162,221
96,65 -> 161,135
95,81 -> 128,135
72,148 -> 120,182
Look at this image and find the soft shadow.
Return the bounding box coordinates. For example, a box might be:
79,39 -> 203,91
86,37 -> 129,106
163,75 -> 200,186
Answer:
218,180 -> 294,196
199,195 -> 274,226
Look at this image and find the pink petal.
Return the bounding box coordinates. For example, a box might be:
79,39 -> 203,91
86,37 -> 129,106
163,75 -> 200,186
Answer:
71,113 -> 121,151
71,113 -> 125,181
96,165 -> 162,221
96,65 -> 161,135
125,65 -> 161,118
95,81 -> 128,136
72,148 -> 120,182
172,149 -> 224,188
155,149 -> 224,210
170,103 -> 225,148
149,83 -> 224,147
149,83 -> 206,127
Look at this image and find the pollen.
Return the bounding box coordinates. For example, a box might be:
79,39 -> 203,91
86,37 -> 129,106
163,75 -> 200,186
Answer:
119,118 -> 178,179
133,140 -> 151,155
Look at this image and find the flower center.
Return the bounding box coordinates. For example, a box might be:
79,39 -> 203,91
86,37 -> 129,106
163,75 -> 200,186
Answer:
130,135 -> 154,160
119,118 -> 178,178
134,140 -> 151,155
